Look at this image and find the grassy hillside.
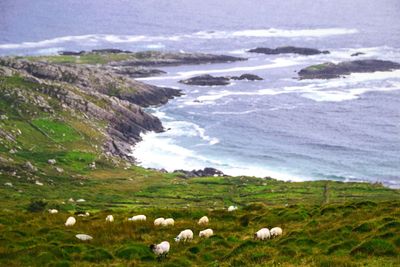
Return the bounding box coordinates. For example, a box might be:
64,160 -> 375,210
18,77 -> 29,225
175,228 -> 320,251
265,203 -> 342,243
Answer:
0,57 -> 399,266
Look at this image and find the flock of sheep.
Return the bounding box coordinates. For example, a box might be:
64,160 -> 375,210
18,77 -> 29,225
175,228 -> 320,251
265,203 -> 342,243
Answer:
54,205 -> 283,259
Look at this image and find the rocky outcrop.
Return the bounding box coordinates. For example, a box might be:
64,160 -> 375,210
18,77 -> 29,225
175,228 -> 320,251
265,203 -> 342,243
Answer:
248,46 -> 330,56
180,75 -> 231,86
351,52 -> 365,57
0,51 -> 247,162
111,67 -> 166,78
180,73 -> 263,86
230,74 -> 263,81
91,49 -> 132,54
298,59 -> 400,79
59,51 -> 85,56
108,51 -> 246,67
0,57 -> 181,107
173,167 -> 225,178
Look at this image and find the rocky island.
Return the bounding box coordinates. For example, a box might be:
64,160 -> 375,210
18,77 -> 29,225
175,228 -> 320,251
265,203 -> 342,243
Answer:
180,73 -> 263,86
248,46 -> 330,55
298,59 -> 400,79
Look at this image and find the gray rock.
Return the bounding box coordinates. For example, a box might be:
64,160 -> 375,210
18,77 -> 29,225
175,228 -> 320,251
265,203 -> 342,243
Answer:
25,161 -> 38,172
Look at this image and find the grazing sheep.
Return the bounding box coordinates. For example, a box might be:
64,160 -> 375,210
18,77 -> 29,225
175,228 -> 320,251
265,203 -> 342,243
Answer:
154,217 -> 165,226
199,228 -> 214,238
228,206 -> 238,212
76,199 -> 86,203
65,216 -> 76,226
270,227 -> 283,238
162,218 -> 175,227
150,241 -> 170,259
254,228 -> 270,240
174,229 -> 194,242
48,209 -> 58,214
106,215 -> 114,222
77,212 -> 90,217
198,216 -> 209,225
128,215 -> 146,222
75,234 -> 93,241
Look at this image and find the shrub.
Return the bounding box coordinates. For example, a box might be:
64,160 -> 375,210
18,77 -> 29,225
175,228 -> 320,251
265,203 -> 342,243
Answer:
115,243 -> 154,260
188,246 -> 200,254
239,214 -> 250,227
352,222 -> 375,232
27,200 -> 47,212
82,248 -> 113,262
351,239 -> 396,256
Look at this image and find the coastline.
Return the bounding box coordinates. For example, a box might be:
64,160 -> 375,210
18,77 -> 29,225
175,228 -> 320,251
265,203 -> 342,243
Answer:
1,49 -> 399,188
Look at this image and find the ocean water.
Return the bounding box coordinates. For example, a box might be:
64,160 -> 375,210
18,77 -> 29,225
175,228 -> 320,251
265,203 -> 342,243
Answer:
1,0 -> 399,187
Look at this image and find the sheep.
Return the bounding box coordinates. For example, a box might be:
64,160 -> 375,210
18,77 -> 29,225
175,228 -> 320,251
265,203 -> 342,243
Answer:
77,212 -> 90,217
199,228 -> 214,238
174,229 -> 194,242
106,215 -> 114,222
75,234 -> 93,241
162,218 -> 175,227
198,216 -> 209,225
48,209 -> 58,214
254,228 -> 270,240
128,215 -> 146,222
65,216 -> 76,226
270,227 -> 283,238
154,217 -> 165,226
149,241 -> 170,260
228,206 -> 238,212
76,199 -> 86,203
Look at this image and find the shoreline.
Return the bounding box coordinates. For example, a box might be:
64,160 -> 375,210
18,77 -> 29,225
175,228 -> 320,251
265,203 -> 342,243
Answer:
1,49 -> 399,189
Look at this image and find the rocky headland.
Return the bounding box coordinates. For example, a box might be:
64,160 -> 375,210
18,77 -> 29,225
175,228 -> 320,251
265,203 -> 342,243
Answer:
0,51 -> 245,161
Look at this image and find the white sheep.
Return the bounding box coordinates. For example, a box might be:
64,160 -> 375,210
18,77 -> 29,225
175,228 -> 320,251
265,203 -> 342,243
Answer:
77,212 -> 90,217
106,215 -> 114,222
228,206 -> 238,212
174,229 -> 194,242
48,209 -> 58,214
150,241 -> 170,259
162,218 -> 174,227
75,234 -> 93,241
154,217 -> 165,226
199,228 -> 214,238
270,227 -> 283,238
254,228 -> 270,240
198,216 -> 209,225
65,216 -> 76,226
128,215 -> 146,222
